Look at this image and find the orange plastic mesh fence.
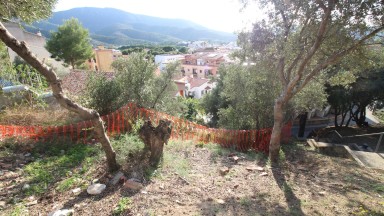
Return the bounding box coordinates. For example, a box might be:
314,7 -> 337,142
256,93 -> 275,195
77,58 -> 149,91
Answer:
0,103 -> 292,154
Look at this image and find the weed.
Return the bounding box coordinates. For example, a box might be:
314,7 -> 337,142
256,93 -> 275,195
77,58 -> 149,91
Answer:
239,197 -> 251,207
167,139 -> 193,152
56,176 -> 83,192
163,151 -> 190,178
113,197 -> 132,215
10,204 -> 27,216
372,184 -> 384,193
130,118 -> 144,135
111,134 -> 145,164
144,165 -> 164,180
205,143 -> 231,162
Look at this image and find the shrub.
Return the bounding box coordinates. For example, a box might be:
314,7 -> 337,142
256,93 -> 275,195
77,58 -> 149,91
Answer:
83,73 -> 121,115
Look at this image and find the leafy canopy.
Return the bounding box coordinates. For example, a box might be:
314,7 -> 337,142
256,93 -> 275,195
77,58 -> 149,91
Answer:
239,0 -> 384,103
84,52 -> 181,115
0,0 -> 57,23
45,18 -> 93,69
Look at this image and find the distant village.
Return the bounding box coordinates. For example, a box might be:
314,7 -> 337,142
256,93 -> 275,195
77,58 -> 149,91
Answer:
2,22 -> 240,100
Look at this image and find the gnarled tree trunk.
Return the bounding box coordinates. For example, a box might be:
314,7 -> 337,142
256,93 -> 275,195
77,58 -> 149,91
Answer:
139,120 -> 172,166
0,22 -> 119,172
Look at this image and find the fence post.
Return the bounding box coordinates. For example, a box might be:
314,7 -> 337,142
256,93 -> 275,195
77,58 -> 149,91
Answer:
375,133 -> 383,153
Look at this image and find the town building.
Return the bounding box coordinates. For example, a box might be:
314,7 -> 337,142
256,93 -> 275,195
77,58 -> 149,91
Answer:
87,46 -> 123,72
154,54 -> 185,71
181,52 -> 225,78
174,76 -> 215,99
3,22 -> 69,74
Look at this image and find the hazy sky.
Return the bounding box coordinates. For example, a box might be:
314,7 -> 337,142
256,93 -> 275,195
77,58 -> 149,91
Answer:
54,0 -> 261,33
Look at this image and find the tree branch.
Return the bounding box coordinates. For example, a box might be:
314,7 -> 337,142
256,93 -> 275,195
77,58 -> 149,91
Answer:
285,1 -> 334,98
295,25 -> 384,95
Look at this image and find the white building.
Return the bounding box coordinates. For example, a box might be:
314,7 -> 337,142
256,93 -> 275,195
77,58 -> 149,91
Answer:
4,22 -> 69,75
154,54 -> 185,71
174,76 -> 216,99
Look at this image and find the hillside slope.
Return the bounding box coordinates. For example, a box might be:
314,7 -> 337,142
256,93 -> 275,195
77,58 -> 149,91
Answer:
30,7 -> 236,45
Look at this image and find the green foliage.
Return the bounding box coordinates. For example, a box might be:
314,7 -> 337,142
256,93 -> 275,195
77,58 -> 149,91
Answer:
180,97 -> 201,122
13,57 -> 49,91
0,41 -> 15,87
45,18 -> 93,69
110,134 -> 145,164
113,197 -> 132,216
83,52 -> 181,115
291,74 -> 328,114
326,64 -> 384,127
112,52 -> 157,107
236,0 -> 384,134
201,67 -> 228,127
218,64 -> 279,129
203,62 -> 327,130
119,45 -> 188,56
83,72 -> 121,115
0,0 -> 57,23
151,61 -> 180,112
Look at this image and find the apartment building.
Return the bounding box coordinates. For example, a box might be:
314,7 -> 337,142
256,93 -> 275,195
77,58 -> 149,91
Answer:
181,52 -> 225,78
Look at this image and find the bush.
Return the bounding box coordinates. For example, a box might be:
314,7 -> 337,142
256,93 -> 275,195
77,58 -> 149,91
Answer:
83,73 -> 121,115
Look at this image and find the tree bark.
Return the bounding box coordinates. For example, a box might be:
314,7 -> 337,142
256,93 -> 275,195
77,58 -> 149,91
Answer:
0,22 -> 119,172
269,99 -> 285,165
138,120 -> 172,166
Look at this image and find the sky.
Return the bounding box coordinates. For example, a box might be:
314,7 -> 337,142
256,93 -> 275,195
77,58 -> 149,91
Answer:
54,0 -> 262,33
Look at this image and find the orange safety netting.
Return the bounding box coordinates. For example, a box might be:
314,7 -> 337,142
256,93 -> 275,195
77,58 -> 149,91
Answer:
0,103 -> 292,154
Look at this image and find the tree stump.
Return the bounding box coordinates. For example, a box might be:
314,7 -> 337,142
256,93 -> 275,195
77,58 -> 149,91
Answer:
138,120 -> 172,166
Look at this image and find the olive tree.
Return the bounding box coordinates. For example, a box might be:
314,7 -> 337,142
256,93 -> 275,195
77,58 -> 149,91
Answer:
241,0 -> 384,163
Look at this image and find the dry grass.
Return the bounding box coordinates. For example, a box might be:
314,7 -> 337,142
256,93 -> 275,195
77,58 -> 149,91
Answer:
0,106 -> 81,126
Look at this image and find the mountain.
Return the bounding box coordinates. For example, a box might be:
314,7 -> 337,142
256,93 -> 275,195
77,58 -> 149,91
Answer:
30,7 -> 236,46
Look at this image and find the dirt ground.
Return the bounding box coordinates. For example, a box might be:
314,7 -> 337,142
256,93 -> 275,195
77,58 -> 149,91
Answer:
1,134 -> 384,216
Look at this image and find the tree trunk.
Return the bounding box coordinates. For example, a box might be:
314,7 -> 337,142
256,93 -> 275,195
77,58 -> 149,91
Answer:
297,112 -> 307,137
269,99 -> 285,165
0,22 -> 119,172
138,120 -> 172,166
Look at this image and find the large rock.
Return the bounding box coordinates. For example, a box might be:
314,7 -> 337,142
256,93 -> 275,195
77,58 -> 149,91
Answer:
87,184 -> 106,195
123,180 -> 143,191
109,171 -> 124,185
48,209 -> 74,216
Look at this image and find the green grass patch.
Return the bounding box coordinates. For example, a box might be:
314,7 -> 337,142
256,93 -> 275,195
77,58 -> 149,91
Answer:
23,143 -> 101,195
204,143 -> 231,162
10,204 -> 27,216
163,151 -> 190,178
113,197 -> 132,215
111,134 -> 145,164
56,176 -> 84,192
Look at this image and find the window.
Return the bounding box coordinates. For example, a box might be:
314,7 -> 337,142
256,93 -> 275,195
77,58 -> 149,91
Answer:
200,70 -> 202,73
201,90 -> 204,95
